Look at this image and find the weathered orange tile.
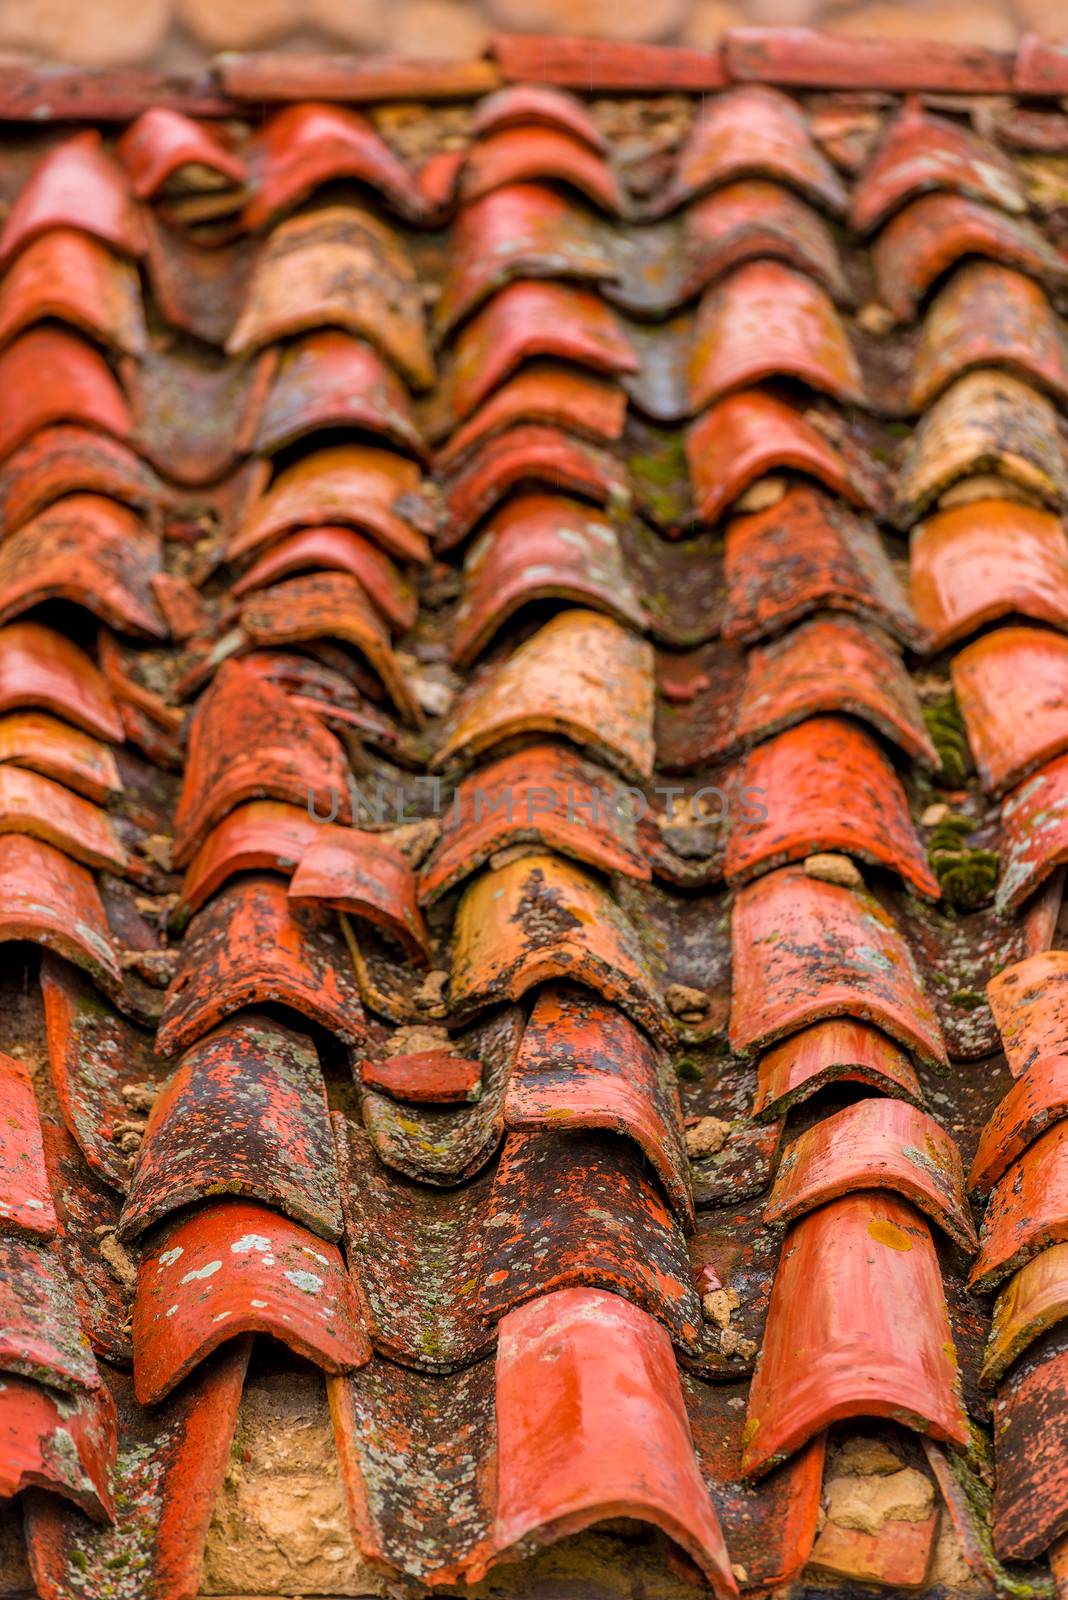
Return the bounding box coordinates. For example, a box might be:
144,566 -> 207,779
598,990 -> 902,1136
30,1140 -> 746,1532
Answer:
242,102 -> 424,229
0,326 -> 132,462
253,329 -> 425,461
727,27 -> 1013,94
0,424 -> 167,539
742,1192 -> 969,1477
117,107 -> 246,199
360,1050 -> 481,1104
988,951 -> 1068,1080
419,743 -> 649,903
689,261 -> 865,413
133,1197 -> 369,1404
445,280 -> 637,423
873,192 -> 1068,323
753,1018 -> 923,1120
910,263 -> 1068,412
912,501 -> 1068,652
687,391 -> 869,525
970,1055 -> 1068,1195
493,1289 -> 737,1597
0,833 -> 122,1000
450,852 -> 669,1045
239,571 -> 420,724
156,873 -> 366,1057
435,363 -> 626,469
952,626 -> 1068,796
453,493 -> 645,667
433,609 -> 655,783
472,83 -> 608,150
0,765 -> 126,876
767,1096 -> 975,1252
722,485 -> 914,645
0,1373 -> 114,1519
971,1120 -> 1068,1293
730,864 -> 946,1066
288,825 -> 430,963
460,127 -> 623,213
726,715 -> 939,898
662,84 -> 846,215
808,1511 -> 938,1589
999,752 -> 1068,916
442,426 -> 629,550
0,1050 -> 55,1239
0,130 -> 146,267
177,801 -> 321,925
737,614 -> 937,766
0,621 -> 122,741
992,1322 -> 1068,1559
0,228 -> 146,357
0,711 -> 120,805
230,444 -> 429,566
232,525 -> 415,635
850,98 -> 1025,234
983,1243 -> 1068,1387
227,205 -> 434,389
677,180 -> 850,308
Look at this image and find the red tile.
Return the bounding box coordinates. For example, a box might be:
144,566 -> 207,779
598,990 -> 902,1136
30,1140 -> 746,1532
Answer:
0,1050 -> 55,1239
452,492 -> 644,666
687,391 -> 868,526
873,192 -> 1068,323
999,753 -> 1068,916
490,33 -> 728,92
910,263 -> 1068,413
493,1288 -> 737,1597
912,501 -> 1068,653
677,180 -> 850,308
436,362 -> 626,468
726,715 -> 939,898
504,982 -> 692,1228
252,329 -> 425,461
481,1132 -> 700,1345
730,864 -> 946,1066
230,444 -> 429,566
434,610 -> 655,783
767,1096 -> 976,1251
219,51 -> 498,100
239,570 -> 421,724
722,484 -> 913,645
120,1013 -> 340,1242
0,710 -> 120,805
172,658 -> 349,867
0,129 -> 146,267
232,525 -> 416,633
988,951 -> 1068,1080
0,1374 -> 114,1519
288,824 -> 430,963
156,873 -> 366,1056
0,423 -> 166,539
0,326 -> 132,462
662,84 -> 846,214
41,955 -> 165,1194
983,1243 -> 1068,1388
442,426 -> 630,550
850,99 -> 1025,234
0,227 -> 146,357
0,834 -> 122,1000
150,571 -> 210,642
25,1348 -> 248,1600
226,204 -> 434,390
1017,34 -> 1068,95
0,1230 -> 99,1392
742,1192 -> 969,1477
434,183 -> 617,337
952,626 -> 1068,797
992,1324 -> 1068,1559
133,1196 -> 369,1403
177,800 -> 321,924
242,101 -> 423,229
117,106 -> 246,199
360,1051 -> 482,1103
419,742 -> 649,902
0,621 -> 121,741
460,127 -> 623,214
753,1017 -> 924,1120
726,27 -> 1014,94
971,1056 -> 1068,1197
971,1120 -> 1068,1293
445,280 -> 637,423
737,613 -> 937,766
808,1510 -> 938,1588
0,765 -> 127,876
0,493 -> 165,638
450,852 -> 669,1045
688,261 -> 864,413
471,83 -> 608,151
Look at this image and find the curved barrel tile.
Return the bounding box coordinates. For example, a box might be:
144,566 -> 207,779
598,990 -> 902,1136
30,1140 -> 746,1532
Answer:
0,129 -> 146,266
753,1018 -> 924,1119
999,753 -> 1068,916
288,825 -> 430,963
952,626 -> 1068,797
242,101 -> 424,228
